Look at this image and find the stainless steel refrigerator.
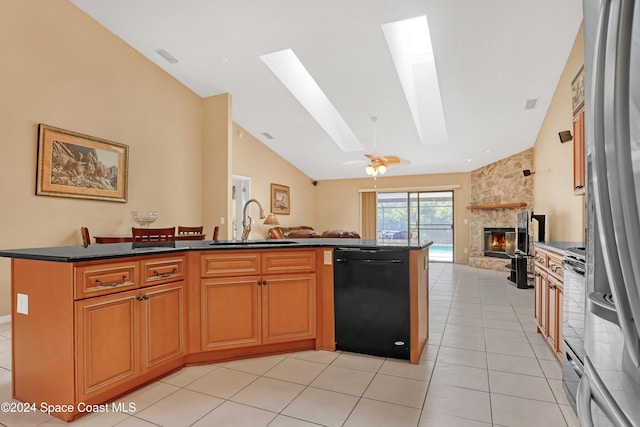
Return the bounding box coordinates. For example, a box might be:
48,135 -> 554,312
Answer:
580,0 -> 640,425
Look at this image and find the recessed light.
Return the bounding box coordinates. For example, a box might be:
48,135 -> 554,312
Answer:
485,150 -> 491,154
467,158 -> 473,162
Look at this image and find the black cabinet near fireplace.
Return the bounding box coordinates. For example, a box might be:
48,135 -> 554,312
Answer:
506,254 -> 531,289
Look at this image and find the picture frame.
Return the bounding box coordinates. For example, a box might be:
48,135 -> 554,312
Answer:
270,183 -> 290,215
571,65 -> 585,115
36,124 -> 128,202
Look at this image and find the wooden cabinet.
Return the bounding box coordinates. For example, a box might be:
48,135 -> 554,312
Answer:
262,273 -> 316,343
201,275 -> 261,350
75,289 -> 140,402
573,106 -> 586,195
140,281 -> 186,372
75,265 -> 186,401
533,245 -> 564,359
200,250 -> 316,351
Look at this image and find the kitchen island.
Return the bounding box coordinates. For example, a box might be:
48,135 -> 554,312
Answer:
0,238 -> 431,421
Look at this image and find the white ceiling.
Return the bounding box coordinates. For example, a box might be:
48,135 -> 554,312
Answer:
70,0 -> 583,180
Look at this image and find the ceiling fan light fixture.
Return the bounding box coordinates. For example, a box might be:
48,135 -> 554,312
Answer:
378,165 -> 387,174
366,165 -> 376,176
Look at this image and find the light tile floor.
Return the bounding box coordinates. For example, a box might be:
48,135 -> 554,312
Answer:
0,263 -> 580,426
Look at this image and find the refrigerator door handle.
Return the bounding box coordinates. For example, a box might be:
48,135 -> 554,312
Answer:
577,356 -> 634,427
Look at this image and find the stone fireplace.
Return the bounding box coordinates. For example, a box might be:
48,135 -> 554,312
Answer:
483,227 -> 516,259
468,148 -> 533,271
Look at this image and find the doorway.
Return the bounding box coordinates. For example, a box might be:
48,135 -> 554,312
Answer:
377,191 -> 454,262
231,175 -> 251,240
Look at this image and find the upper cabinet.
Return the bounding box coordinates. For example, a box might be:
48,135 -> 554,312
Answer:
572,66 -> 586,196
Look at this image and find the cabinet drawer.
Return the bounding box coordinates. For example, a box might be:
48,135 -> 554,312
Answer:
547,253 -> 564,280
533,249 -> 547,269
262,251 -> 316,274
201,252 -> 260,277
75,261 -> 139,300
142,256 -> 186,287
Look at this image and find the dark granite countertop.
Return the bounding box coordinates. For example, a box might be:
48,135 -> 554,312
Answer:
0,238 -> 433,263
533,241 -> 585,256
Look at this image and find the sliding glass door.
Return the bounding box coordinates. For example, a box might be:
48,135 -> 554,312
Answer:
377,191 -> 453,262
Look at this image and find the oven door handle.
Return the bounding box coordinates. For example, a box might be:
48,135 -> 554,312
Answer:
566,350 -> 584,379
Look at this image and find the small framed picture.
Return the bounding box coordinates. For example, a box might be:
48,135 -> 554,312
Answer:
270,183 -> 290,215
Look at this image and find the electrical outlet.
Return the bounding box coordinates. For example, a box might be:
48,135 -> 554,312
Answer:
220,217 -> 225,225
324,250 -> 333,265
17,293 -> 28,315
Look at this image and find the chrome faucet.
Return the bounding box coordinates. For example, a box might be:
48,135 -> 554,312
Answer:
241,198 -> 266,240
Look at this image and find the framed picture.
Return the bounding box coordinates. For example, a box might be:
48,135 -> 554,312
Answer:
571,65 -> 585,115
270,183 -> 290,215
36,124 -> 128,202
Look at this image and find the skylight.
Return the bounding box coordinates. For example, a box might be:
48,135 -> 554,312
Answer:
382,16 -> 448,145
260,49 -> 363,152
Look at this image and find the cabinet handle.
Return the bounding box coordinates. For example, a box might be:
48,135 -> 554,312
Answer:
549,285 -> 557,290
95,275 -> 127,287
263,280 -> 268,286
153,268 -> 177,278
136,295 -> 149,301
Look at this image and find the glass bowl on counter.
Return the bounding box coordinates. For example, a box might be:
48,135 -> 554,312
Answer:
130,211 -> 158,228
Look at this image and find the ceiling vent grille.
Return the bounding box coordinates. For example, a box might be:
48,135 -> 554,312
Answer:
524,98 -> 538,110
261,132 -> 274,140
155,49 -> 178,64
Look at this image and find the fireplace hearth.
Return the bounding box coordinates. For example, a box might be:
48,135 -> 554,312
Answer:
483,227 -> 516,259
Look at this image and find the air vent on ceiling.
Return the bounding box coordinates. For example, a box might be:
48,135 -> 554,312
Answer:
155,49 -> 178,64
524,98 -> 538,110
261,132 -> 274,140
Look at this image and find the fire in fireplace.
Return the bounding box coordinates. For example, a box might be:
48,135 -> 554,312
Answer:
484,227 -> 516,259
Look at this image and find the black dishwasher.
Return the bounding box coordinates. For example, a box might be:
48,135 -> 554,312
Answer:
333,247 -> 410,359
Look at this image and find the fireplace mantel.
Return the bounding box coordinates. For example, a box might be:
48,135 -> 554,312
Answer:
467,203 -> 527,210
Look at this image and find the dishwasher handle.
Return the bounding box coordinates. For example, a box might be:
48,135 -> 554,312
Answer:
335,258 -> 404,264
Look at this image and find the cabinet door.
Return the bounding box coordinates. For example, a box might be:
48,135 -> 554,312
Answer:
555,283 -> 564,356
140,282 -> 186,372
75,289 -> 139,402
546,275 -> 562,356
262,273 -> 316,343
534,268 -> 543,331
573,107 -> 586,195
540,273 -> 549,337
201,276 -> 261,350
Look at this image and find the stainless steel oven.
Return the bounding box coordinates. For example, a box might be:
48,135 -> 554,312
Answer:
562,247 -> 586,410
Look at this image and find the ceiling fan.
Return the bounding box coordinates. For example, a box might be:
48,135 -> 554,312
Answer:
362,117 -> 410,176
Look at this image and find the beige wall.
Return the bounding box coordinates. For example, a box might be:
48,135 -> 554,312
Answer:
0,1 -> 205,315
231,124 -> 316,239
532,25 -> 586,242
314,173 -> 472,264
203,94 -> 233,240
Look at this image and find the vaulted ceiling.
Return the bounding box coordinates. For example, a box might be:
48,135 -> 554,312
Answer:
70,0 -> 583,180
